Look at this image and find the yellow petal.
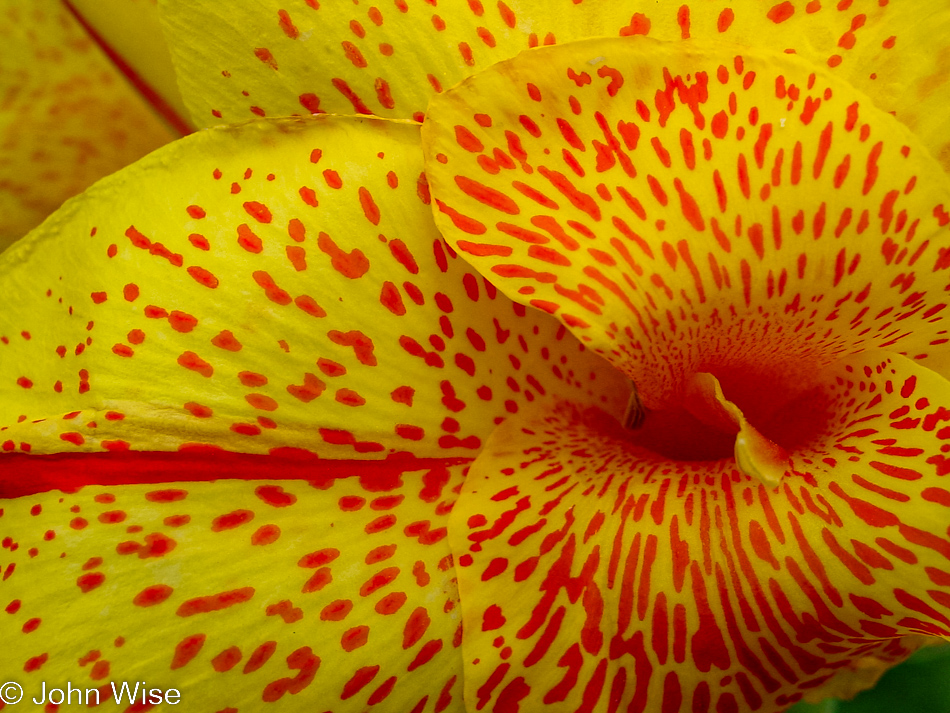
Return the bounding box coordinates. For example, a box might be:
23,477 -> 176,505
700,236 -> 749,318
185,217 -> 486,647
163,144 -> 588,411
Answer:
0,115 -> 627,462
422,38 -> 950,412
450,350 -> 950,712
0,0 -> 177,251
158,0 -> 950,172
0,464 -> 466,711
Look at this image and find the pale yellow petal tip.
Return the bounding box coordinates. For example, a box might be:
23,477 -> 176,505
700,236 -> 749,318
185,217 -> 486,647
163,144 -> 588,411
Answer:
683,372 -> 743,434
686,371 -> 790,487
735,429 -> 789,488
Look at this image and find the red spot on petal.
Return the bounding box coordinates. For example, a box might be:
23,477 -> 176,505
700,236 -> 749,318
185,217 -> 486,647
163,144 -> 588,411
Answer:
317,232 -> 370,278
133,584 -> 174,607
620,12 -> 651,36
77,572 -> 105,592
252,524 -> 281,545
211,510 -> 254,531
256,485 -> 298,507
767,1 -> 795,23
178,351 -> 214,377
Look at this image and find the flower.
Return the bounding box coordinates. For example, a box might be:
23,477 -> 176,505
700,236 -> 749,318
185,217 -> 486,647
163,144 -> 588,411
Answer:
2,2 -> 950,713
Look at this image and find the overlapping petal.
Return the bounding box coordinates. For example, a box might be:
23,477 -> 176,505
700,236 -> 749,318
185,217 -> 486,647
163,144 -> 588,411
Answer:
159,0 -> 950,173
452,350 -> 950,712
1,463 -> 467,712
0,0 -> 177,250
0,115 -> 627,467
422,38 -> 950,413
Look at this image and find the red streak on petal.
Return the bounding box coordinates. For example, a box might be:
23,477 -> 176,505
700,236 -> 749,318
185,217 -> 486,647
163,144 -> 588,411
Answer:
342,665 -> 380,700
61,0 -> 193,136
332,78 -> 372,114
455,176 -> 519,214
278,9 -> 300,38
176,587 -> 255,616
171,634 -> 205,670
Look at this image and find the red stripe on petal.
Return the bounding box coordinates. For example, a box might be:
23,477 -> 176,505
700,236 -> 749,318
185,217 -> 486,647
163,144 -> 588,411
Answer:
0,452 -> 473,498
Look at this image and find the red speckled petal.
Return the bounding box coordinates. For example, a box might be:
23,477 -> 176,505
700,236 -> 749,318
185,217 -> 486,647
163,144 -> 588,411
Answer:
0,115 -> 627,464
0,0 -> 177,250
451,350 -> 950,711
0,464 -> 466,711
158,0 -> 950,173
422,38 -> 950,414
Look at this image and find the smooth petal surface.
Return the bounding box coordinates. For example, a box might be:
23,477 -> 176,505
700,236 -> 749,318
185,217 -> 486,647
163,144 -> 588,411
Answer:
0,116 -> 627,463
67,0 -> 194,133
451,351 -> 950,712
158,0 -> 950,173
1,463 -> 467,711
0,0 -> 177,250
423,38 -> 950,410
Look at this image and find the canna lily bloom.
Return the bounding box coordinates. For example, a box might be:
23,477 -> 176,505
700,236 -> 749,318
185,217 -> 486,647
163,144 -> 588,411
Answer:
3,2 -> 950,712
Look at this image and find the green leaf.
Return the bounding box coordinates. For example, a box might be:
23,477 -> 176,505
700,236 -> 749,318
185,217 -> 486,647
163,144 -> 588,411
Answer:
788,645 -> 950,713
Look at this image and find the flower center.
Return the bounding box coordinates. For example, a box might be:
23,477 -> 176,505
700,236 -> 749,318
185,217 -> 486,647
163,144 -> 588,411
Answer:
624,362 -> 830,486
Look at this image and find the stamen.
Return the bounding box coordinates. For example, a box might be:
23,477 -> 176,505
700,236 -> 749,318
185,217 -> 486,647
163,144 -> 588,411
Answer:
623,381 -> 645,429
685,372 -> 789,487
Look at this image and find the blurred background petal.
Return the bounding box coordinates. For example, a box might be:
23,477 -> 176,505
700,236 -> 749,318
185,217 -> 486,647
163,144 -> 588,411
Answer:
0,0 -> 188,252
158,0 -> 950,174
